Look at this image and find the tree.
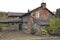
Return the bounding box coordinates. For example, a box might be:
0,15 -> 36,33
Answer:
46,18 -> 60,36
56,8 -> 60,18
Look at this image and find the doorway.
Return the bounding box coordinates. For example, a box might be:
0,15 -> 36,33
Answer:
19,23 -> 22,30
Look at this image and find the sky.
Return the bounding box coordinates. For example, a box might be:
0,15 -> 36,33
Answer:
0,0 -> 60,12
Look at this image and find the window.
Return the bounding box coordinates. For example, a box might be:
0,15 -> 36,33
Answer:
36,11 -> 40,18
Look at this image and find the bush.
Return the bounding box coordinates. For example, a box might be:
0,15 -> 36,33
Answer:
0,23 -> 8,32
46,18 -> 60,36
41,29 -> 47,35
30,27 -> 37,35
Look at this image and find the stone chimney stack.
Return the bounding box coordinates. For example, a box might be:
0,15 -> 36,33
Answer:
28,9 -> 30,12
41,2 -> 46,9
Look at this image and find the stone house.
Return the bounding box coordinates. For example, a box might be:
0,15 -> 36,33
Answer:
0,12 -> 25,31
0,2 -> 55,35
20,3 -> 55,35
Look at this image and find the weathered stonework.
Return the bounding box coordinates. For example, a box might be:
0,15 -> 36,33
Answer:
0,3 -> 55,36
21,3 -> 54,35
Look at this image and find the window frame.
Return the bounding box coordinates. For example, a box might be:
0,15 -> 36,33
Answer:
36,11 -> 40,18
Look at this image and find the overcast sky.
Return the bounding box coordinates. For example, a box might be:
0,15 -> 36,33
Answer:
0,0 -> 60,12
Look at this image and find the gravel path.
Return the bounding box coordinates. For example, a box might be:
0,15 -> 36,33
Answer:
1,31 -> 60,40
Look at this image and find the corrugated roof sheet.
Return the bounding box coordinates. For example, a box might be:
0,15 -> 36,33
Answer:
8,12 -> 25,17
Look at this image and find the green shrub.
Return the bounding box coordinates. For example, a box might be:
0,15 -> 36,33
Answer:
46,18 -> 60,36
41,29 -> 47,35
30,27 -> 37,35
0,23 -> 8,32
0,12 -> 8,32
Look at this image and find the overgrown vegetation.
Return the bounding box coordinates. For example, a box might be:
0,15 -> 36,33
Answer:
30,27 -> 37,35
41,29 -> 47,35
46,18 -> 60,36
0,12 -> 8,32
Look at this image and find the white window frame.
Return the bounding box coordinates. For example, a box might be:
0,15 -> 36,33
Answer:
36,11 -> 40,18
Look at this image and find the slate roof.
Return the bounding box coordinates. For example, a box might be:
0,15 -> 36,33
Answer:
8,3 -> 55,17
21,4 -> 55,17
22,7 -> 55,17
8,12 -> 25,17
0,19 -> 23,23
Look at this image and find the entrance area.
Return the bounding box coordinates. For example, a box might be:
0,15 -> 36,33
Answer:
19,23 -> 22,30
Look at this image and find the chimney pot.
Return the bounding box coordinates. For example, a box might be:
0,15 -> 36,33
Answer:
41,2 -> 46,9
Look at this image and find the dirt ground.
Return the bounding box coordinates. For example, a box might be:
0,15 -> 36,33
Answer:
1,31 -> 60,40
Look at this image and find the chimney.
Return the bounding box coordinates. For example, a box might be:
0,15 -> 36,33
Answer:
41,2 -> 46,9
28,9 -> 30,12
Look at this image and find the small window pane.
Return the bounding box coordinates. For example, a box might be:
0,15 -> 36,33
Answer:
36,11 -> 40,18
